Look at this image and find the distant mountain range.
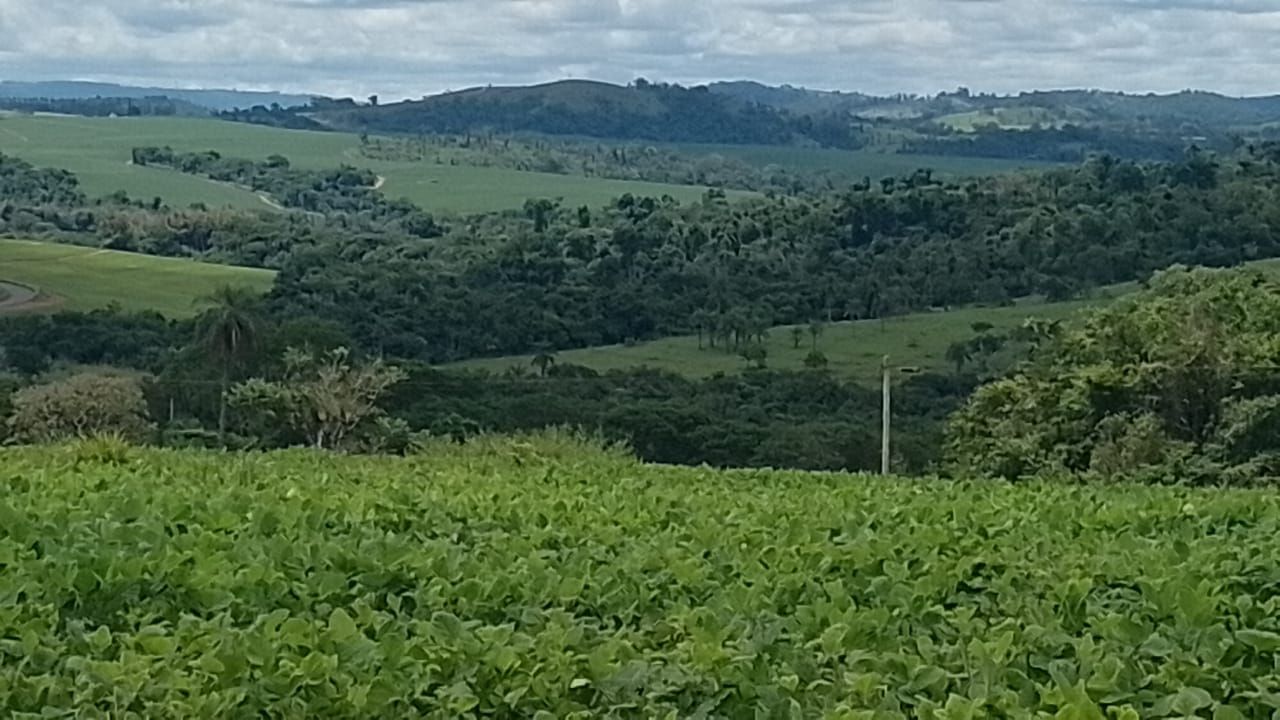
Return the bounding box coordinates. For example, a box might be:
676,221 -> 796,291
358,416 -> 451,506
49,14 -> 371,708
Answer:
9,77 -> 1280,163
0,81 -> 313,112
304,79 -> 1280,160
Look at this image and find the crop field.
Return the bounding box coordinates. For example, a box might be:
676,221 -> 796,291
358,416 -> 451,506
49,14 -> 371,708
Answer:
0,238 -> 275,317
0,115 -> 747,214
3,436 -> 1280,716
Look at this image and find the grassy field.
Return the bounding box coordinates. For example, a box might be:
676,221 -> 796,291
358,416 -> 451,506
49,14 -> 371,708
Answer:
0,115 -> 1062,217
450,292 -> 1115,382
0,115 -> 749,214
457,259 -> 1280,381
935,106 -> 1087,132
4,436 -> 1280,716
0,238 -> 275,317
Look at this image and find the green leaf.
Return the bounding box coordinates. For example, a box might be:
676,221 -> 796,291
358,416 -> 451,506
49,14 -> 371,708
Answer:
1169,687 -> 1212,716
138,635 -> 175,656
1213,705 -> 1246,720
1237,629 -> 1280,651
327,608 -> 358,642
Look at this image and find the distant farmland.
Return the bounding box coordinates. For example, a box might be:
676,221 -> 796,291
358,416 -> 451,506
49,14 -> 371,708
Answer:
0,238 -> 275,317
0,115 -> 748,214
0,115 -> 1062,216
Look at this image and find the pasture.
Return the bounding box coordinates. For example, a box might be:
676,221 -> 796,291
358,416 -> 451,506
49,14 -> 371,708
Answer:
0,238 -> 275,317
448,292 -> 1111,382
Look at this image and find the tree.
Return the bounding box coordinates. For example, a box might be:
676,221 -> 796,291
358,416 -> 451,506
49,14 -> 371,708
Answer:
194,285 -> 262,441
790,326 -> 805,349
945,341 -> 972,375
808,320 -> 826,351
947,267 -> 1280,483
804,350 -> 829,370
740,343 -> 767,369
8,372 -> 152,443
531,350 -> 557,377
230,347 -> 406,451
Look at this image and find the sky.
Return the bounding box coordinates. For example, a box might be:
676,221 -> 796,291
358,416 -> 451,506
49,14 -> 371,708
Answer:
2,0 -> 1279,100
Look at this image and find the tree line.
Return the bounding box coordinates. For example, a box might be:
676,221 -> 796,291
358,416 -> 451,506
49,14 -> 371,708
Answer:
356,133 -> 843,195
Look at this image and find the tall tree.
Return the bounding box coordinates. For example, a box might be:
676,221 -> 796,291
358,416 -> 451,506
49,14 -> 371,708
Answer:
195,285 -> 262,441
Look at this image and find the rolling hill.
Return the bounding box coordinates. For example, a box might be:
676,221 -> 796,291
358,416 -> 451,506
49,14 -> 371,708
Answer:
0,80 -> 312,112
450,258 -> 1280,382
314,79 -> 842,146
0,238 -> 275,317
0,115 -> 749,213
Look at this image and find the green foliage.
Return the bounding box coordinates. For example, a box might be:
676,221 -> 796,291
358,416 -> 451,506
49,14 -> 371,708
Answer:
7,372 -> 152,443
3,441 -> 1280,715
947,267 -> 1280,482
230,348 -> 406,450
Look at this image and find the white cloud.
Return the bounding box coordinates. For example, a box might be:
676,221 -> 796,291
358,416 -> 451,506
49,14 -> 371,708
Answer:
1,0 -> 1278,98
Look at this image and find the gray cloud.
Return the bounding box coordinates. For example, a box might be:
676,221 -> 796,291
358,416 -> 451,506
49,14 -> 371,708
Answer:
1,0 -> 1278,98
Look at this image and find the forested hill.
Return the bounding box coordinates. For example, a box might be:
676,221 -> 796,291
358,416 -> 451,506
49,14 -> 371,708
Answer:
709,82 -> 1280,128
0,81 -> 312,112
315,79 -> 865,148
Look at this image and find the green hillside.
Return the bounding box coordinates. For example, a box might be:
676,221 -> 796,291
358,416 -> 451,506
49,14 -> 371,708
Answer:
5,436 -> 1280,716
0,115 -> 747,214
453,259 -> 1280,381
0,238 -> 275,317
450,291 -> 1115,382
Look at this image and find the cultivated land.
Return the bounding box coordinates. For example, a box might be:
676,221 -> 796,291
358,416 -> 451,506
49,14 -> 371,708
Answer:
4,437 -> 1280,716
0,115 -> 747,214
0,115 -> 1059,216
0,238 -> 275,317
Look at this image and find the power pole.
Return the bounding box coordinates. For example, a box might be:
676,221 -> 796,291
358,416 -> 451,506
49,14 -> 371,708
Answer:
881,356 -> 891,475
881,356 -> 920,476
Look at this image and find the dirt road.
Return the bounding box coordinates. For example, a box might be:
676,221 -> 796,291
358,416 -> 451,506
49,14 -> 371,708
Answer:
0,281 -> 37,310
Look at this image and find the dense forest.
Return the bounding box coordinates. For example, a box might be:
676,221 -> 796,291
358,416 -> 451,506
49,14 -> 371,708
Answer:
7,145 -> 1280,366
316,80 -> 865,148
900,124 -> 1204,163
6,142 -> 1280,473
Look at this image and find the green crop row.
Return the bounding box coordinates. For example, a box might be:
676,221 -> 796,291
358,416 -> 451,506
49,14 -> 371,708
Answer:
3,437 -> 1280,718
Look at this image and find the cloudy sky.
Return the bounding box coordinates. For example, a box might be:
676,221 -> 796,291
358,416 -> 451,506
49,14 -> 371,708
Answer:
2,0 -> 1278,99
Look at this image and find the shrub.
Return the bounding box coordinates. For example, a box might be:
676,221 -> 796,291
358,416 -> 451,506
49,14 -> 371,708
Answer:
7,372 -> 152,443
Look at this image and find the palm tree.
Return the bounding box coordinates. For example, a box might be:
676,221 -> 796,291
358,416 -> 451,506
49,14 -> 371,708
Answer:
195,285 -> 262,440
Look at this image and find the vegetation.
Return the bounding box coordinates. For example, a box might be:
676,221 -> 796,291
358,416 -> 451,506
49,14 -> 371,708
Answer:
231,347 -> 406,451
0,95 -> 207,117
263,147 -> 1278,364
948,266 -> 1280,483
317,79 -> 864,148
0,239 -> 275,317
449,295 -> 1108,382
6,436 -> 1280,715
0,115 -> 743,213
7,372 -> 152,442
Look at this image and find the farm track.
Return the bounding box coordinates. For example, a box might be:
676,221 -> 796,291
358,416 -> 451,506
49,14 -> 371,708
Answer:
0,281 -> 37,309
